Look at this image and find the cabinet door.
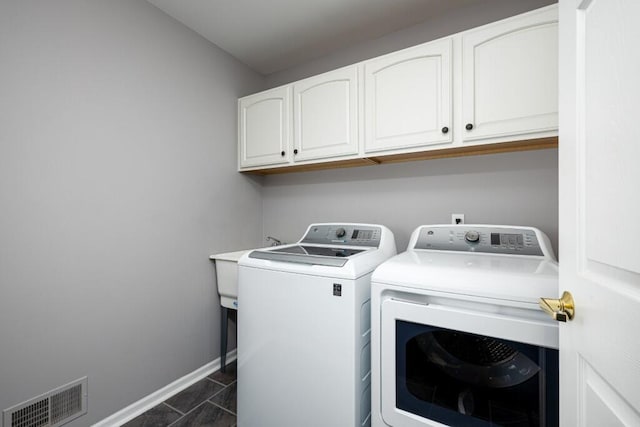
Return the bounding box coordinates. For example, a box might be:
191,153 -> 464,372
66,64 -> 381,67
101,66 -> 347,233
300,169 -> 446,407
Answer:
364,38 -> 452,154
292,66 -> 359,162
462,6 -> 558,142
238,86 -> 290,169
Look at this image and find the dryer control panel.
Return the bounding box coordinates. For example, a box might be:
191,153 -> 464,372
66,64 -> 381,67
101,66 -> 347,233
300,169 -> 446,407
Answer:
414,226 -> 545,256
301,224 -> 381,247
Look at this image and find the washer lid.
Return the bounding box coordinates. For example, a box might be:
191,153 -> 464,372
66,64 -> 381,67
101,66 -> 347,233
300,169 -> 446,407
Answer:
239,223 -> 397,279
249,245 -> 366,267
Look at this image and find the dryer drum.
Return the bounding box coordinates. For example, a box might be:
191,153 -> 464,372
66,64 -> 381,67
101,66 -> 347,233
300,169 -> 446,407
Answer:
416,331 -> 540,388
432,331 -> 517,365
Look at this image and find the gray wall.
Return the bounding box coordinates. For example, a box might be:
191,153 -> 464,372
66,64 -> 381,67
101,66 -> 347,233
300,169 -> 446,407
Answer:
262,150 -> 558,255
266,0 -> 557,87
262,0 -> 559,253
0,1 -> 263,425
0,0 -> 559,424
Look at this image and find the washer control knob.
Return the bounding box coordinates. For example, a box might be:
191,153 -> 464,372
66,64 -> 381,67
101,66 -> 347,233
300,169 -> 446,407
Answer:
335,228 -> 347,238
465,230 -> 480,243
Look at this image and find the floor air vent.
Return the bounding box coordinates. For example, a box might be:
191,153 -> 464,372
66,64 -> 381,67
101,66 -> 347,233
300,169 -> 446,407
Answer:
3,377 -> 87,427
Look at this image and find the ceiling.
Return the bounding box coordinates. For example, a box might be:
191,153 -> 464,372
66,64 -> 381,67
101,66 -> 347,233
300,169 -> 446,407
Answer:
146,0 -> 485,75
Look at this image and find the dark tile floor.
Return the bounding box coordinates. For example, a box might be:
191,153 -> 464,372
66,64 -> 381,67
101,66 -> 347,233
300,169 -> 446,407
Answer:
122,362 -> 237,427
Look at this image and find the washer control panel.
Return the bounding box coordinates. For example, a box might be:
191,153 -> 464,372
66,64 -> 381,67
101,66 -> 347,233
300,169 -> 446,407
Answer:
414,226 -> 544,256
301,224 -> 381,247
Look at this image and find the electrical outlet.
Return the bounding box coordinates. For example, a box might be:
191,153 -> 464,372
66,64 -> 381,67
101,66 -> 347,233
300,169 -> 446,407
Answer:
452,214 -> 465,225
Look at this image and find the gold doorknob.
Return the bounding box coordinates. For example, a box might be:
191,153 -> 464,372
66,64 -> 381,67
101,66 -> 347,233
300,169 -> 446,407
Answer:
539,291 -> 575,322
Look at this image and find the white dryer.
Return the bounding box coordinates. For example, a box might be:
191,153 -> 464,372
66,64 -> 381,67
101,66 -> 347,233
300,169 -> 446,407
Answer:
371,225 -> 559,427
238,223 -> 397,427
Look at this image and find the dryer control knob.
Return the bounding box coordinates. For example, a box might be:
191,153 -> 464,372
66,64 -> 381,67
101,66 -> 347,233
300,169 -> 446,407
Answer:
336,228 -> 347,238
465,231 -> 480,243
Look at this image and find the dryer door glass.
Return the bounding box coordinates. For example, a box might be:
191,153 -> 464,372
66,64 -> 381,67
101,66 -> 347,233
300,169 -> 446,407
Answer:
396,320 -> 559,427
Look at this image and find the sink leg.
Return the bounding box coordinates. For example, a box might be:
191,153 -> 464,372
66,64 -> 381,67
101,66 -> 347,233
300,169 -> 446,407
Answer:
220,306 -> 228,373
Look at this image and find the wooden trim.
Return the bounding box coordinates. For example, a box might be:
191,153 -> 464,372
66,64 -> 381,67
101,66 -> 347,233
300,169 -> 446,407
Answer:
368,137 -> 558,164
242,157 -> 378,175
240,137 -> 558,175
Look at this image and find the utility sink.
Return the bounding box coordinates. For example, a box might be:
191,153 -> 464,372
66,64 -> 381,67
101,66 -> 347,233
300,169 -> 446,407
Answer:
210,250 -> 252,309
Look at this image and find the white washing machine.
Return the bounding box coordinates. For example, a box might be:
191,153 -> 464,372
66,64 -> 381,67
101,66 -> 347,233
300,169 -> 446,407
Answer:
371,225 -> 559,427
238,223 -> 397,427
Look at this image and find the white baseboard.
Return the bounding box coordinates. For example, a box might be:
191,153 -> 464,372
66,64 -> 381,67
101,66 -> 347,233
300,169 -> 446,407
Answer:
92,350 -> 237,427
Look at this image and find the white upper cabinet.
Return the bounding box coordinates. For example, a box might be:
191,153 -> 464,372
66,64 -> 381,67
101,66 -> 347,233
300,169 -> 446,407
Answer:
293,66 -> 359,162
238,86 -> 290,168
238,5 -> 558,173
364,38 -> 452,154
461,6 -> 558,142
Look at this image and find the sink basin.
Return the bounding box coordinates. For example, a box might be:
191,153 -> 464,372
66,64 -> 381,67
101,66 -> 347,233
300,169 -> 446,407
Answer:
210,250 -> 252,309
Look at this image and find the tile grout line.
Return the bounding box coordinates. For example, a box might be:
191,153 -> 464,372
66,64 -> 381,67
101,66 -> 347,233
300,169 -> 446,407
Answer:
206,368 -> 237,385
129,371 -> 237,427
160,402 -> 186,427
162,401 -> 185,416
208,381 -> 237,415
200,378 -> 229,402
206,399 -> 237,417
207,398 -> 236,416
163,380 -> 234,426
165,400 -> 237,427
165,400 -> 212,427
205,376 -> 230,388
207,377 -> 238,402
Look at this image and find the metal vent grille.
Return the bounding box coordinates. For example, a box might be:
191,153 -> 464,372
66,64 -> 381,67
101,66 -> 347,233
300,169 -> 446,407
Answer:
3,377 -> 87,427
49,385 -> 81,425
10,400 -> 49,427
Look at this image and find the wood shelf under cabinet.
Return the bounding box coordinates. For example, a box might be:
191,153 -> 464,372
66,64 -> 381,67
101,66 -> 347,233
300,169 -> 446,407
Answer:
241,137 -> 558,175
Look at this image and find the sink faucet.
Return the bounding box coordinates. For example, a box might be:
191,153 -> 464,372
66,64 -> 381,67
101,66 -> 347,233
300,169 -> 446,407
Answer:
266,236 -> 282,246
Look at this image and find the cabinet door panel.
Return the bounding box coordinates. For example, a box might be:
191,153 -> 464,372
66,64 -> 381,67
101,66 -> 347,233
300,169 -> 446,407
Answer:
293,66 -> 358,162
239,87 -> 290,168
462,7 -> 558,142
365,39 -> 452,153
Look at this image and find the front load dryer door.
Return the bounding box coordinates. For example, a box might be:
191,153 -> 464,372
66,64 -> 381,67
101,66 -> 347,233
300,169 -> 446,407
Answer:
379,297 -> 558,427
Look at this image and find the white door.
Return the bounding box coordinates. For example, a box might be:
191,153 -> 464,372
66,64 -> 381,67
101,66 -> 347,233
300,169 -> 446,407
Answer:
238,86 -> 290,168
462,6 -> 558,143
558,1 -> 640,425
292,66 -> 359,162
364,38 -> 452,154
